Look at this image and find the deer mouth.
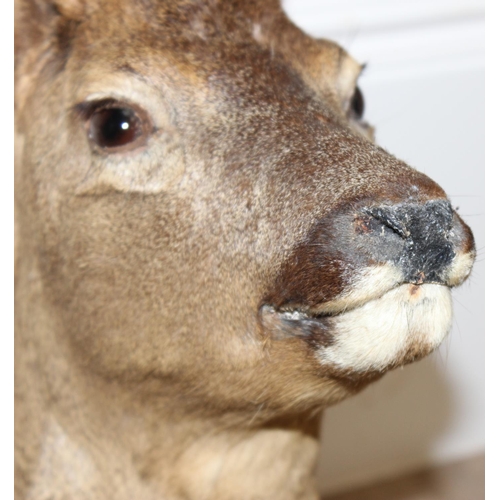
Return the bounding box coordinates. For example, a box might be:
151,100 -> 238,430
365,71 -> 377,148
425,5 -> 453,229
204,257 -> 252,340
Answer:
260,264 -> 455,377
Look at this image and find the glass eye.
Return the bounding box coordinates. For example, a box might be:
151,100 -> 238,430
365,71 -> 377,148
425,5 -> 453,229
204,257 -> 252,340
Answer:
350,86 -> 365,120
83,101 -> 151,151
89,107 -> 141,149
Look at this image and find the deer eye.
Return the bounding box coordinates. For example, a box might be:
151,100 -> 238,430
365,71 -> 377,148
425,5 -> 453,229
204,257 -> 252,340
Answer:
81,100 -> 151,152
349,86 -> 365,120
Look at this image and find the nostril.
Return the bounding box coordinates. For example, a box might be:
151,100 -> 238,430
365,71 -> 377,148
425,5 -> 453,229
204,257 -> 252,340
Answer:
363,206 -> 410,239
363,199 -> 454,240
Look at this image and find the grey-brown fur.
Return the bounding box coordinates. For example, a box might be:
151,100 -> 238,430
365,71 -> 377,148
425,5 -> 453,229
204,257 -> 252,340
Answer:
15,1 -> 475,498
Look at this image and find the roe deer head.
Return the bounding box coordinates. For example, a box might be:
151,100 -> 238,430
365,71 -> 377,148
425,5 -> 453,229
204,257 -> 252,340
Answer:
15,0 -> 475,498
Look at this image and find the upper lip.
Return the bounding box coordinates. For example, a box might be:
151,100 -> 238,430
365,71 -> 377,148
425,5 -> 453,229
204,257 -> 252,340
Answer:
269,278 -> 433,321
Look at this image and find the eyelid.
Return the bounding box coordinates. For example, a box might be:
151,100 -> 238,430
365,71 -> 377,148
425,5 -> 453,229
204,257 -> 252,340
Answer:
74,98 -> 138,120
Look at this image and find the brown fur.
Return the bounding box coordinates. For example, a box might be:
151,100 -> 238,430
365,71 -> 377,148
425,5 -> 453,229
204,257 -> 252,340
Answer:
15,1 -> 475,499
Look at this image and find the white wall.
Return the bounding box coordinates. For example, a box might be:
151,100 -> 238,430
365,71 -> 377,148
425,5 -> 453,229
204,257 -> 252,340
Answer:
282,0 -> 485,495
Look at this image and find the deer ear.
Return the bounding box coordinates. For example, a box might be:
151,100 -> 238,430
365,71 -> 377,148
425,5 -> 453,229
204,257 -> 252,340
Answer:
51,0 -> 86,20
15,0 -> 89,109
15,0 -> 91,61
16,0 -> 87,22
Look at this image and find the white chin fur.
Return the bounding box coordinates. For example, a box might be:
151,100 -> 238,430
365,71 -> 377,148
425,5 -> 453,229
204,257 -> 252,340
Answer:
317,284 -> 452,373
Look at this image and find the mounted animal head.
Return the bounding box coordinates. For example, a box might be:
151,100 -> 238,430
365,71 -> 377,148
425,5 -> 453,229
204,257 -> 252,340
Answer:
15,0 -> 475,498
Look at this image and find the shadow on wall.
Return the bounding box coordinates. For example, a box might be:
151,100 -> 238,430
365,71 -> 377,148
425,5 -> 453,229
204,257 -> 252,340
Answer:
316,354 -> 454,495
322,453 -> 485,500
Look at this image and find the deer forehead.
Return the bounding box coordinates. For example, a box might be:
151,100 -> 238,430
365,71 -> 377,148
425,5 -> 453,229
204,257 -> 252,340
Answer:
56,0 -> 361,110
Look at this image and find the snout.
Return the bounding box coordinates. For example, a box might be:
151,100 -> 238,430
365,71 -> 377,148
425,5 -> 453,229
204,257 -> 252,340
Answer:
261,195 -> 475,376
265,197 -> 475,314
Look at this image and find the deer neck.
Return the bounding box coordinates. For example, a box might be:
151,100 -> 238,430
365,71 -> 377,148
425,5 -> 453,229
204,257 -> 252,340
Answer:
15,262 -> 322,500
137,415 -> 322,500
23,379 -> 322,500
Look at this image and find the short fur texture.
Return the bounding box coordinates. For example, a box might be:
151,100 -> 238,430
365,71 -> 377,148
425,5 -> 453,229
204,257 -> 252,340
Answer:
15,1 -> 475,498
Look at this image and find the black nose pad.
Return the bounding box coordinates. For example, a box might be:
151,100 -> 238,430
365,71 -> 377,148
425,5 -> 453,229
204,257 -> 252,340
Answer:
362,200 -> 456,284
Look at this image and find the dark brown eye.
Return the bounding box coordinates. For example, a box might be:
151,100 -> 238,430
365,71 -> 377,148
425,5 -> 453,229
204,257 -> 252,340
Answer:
83,101 -> 150,151
350,86 -> 365,120
89,107 -> 140,149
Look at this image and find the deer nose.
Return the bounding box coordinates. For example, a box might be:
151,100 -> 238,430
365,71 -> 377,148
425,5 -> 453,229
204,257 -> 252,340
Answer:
356,199 -> 470,285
